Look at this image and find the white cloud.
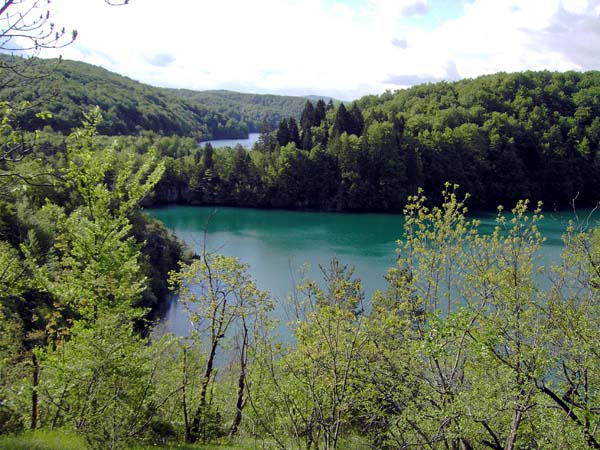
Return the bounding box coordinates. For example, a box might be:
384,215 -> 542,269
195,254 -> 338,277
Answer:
381,0 -> 600,89
29,0 -> 600,99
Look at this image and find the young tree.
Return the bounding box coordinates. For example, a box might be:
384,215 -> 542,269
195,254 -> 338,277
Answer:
170,251 -> 271,443
18,109 -> 166,438
360,187 -> 550,449
26,108 -> 165,322
249,259 -> 366,450
41,314 -> 179,450
542,219 -> 600,449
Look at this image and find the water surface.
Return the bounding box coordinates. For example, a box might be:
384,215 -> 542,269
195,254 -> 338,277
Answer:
147,206 -> 592,335
200,132 -> 260,149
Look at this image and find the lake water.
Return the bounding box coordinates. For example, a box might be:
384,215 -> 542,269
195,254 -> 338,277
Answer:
199,132 -> 261,149
147,206 -> 590,336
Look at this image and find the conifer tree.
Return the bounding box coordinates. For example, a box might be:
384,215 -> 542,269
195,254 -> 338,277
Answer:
288,117 -> 300,147
300,100 -> 316,130
276,118 -> 290,147
314,99 -> 327,126
332,103 -> 351,137
349,102 -> 364,136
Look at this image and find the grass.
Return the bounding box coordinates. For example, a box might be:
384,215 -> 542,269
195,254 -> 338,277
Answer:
0,430 -> 367,450
0,429 -> 84,450
0,430 -> 264,450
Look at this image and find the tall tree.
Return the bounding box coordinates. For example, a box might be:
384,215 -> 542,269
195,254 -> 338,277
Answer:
348,102 -> 364,136
276,118 -> 290,147
332,103 -> 354,137
171,252 -> 271,444
287,117 -> 300,147
300,100 -> 316,131
314,99 -> 327,126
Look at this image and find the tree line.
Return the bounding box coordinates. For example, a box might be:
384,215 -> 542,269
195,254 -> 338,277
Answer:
142,70 -> 600,211
5,60 -> 600,212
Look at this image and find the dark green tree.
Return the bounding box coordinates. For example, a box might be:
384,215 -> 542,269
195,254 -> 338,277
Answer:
349,102 -> 364,136
288,117 -> 300,147
276,118 -> 290,147
314,99 -> 327,126
301,127 -> 313,151
300,100 -> 315,130
332,103 -> 352,137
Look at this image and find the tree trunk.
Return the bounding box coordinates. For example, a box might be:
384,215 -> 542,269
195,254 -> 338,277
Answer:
506,409 -> 523,450
187,340 -> 218,443
30,352 -> 39,430
230,322 -> 248,436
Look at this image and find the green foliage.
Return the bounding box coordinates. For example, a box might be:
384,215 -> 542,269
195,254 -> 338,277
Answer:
147,70 -> 600,212
0,57 -> 337,140
172,89 -> 316,133
170,252 -> 272,444
6,42 -> 600,449
24,108 -> 165,321
0,56 -> 245,140
6,62 -> 600,212
41,316 -> 176,450
248,259 -> 365,450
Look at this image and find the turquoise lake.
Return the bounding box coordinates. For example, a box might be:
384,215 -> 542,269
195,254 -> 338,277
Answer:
147,206 -> 592,335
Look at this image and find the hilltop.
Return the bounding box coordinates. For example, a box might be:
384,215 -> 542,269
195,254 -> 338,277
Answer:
0,55 -> 321,139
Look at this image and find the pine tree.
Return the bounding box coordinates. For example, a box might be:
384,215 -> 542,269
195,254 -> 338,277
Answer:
203,143 -> 214,170
315,99 -> 327,126
276,118 -> 290,147
301,127 -> 313,151
349,103 -> 364,136
332,103 -> 351,137
300,100 -> 316,130
288,117 -> 300,147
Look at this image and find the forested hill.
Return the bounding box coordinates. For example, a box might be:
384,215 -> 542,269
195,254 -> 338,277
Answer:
349,70 -> 600,208
168,89 -> 333,133
151,69 -> 600,211
0,55 -> 311,139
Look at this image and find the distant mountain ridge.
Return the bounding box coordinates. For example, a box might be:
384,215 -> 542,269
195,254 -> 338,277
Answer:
0,55 -> 332,138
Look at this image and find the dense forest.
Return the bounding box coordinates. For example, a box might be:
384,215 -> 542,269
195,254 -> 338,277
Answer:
140,70 -> 600,211
0,55 -> 315,139
5,55 -> 599,212
3,8 -> 600,446
169,89 -> 337,133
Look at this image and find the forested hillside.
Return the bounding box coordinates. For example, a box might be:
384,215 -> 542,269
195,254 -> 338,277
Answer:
4,66 -> 600,211
169,89 -> 327,133
0,55 -> 311,139
357,70 -> 600,208
142,70 -> 600,210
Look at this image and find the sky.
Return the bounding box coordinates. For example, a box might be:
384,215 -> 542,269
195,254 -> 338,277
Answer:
18,0 -> 600,100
